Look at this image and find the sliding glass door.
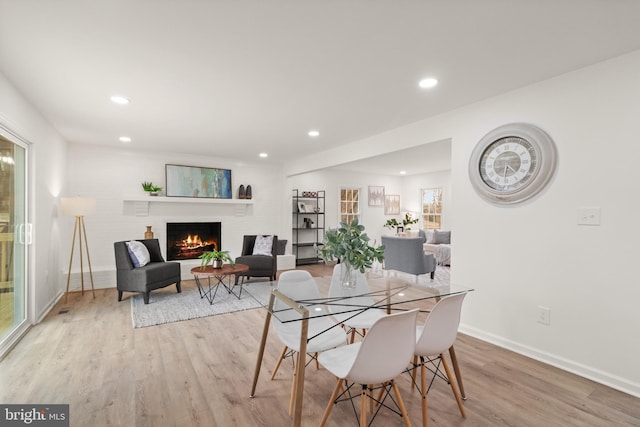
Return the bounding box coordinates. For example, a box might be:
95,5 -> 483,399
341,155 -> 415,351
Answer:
0,133 -> 28,348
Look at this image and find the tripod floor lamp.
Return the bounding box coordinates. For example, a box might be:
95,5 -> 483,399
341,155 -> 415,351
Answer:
61,197 -> 96,302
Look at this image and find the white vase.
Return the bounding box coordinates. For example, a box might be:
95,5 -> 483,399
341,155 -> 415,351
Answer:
212,259 -> 223,269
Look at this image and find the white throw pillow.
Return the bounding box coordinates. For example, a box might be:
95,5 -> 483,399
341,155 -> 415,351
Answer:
126,240 -> 150,267
425,230 -> 436,244
252,235 -> 274,256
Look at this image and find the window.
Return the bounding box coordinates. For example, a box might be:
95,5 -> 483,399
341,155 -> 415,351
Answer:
421,188 -> 442,230
340,187 -> 360,223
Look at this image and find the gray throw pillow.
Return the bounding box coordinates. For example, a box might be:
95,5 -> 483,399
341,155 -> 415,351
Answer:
276,239 -> 287,255
433,230 -> 451,244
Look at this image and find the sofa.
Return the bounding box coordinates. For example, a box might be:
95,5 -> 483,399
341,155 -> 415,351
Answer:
234,234 -> 279,284
114,239 -> 182,304
419,229 -> 451,266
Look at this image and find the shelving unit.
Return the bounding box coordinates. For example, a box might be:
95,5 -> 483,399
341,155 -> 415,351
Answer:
292,189 -> 325,265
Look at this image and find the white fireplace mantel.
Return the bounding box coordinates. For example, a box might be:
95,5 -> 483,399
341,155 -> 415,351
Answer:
123,196 -> 253,216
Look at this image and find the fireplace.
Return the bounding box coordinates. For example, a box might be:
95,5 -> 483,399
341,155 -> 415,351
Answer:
166,222 -> 221,261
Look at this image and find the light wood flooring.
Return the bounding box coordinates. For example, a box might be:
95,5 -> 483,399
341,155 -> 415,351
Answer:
0,264 -> 638,426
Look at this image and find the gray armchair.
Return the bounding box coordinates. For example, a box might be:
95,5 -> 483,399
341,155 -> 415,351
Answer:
234,235 -> 278,284
114,239 -> 181,304
381,235 -> 436,280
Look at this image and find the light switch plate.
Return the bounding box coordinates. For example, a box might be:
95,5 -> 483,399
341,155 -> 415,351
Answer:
577,207 -> 601,226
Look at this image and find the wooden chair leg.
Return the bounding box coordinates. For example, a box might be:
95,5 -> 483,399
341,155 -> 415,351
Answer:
315,352 -> 320,370
360,386 -> 367,427
271,346 -> 288,380
320,378 -> 342,427
392,379 -> 412,427
421,362 -> 428,427
411,355 -> 418,389
448,346 -> 466,399
441,353 -> 466,418
289,352 -> 299,416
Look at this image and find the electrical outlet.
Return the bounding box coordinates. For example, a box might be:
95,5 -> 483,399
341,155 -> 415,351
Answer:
577,207 -> 601,225
537,306 -> 551,326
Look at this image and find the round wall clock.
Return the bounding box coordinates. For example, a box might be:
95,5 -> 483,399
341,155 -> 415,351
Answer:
468,123 -> 557,204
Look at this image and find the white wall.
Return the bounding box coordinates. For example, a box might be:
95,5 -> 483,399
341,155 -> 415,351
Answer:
63,143 -> 286,286
287,50 -> 640,397
287,169 -> 452,263
288,169 -> 402,245
401,170 -> 452,230
0,72 -> 67,323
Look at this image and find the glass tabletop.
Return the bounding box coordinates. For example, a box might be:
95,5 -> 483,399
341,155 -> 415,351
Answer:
267,272 -> 473,324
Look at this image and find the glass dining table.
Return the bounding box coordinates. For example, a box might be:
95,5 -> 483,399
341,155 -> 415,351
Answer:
249,272 -> 474,427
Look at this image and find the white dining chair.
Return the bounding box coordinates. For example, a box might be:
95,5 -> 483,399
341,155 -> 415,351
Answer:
410,292 -> 467,427
327,263 -> 388,342
318,309 -> 419,427
270,270 -> 347,415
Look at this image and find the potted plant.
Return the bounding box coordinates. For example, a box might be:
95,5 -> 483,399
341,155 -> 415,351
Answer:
141,181 -> 162,196
199,249 -> 234,269
384,213 -> 419,232
384,218 -> 400,230
319,218 -> 384,287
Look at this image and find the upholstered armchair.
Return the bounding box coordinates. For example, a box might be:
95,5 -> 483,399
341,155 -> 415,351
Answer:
114,238 -> 181,304
234,234 -> 278,284
381,235 -> 436,280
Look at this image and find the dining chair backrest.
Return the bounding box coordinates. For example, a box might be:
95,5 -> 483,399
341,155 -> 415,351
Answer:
273,270 -> 321,323
346,309 -> 418,385
415,293 -> 466,356
328,264 -> 374,315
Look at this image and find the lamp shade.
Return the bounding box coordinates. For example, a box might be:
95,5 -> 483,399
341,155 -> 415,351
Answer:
61,197 -> 96,216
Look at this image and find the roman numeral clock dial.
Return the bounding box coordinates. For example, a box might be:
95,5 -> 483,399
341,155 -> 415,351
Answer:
469,123 -> 557,204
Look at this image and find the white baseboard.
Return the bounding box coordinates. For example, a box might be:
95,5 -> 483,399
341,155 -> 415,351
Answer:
459,324 -> 640,398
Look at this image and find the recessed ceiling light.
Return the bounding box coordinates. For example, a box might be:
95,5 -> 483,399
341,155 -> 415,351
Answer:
308,130 -> 320,137
400,170 -> 407,175
110,95 -> 130,105
119,136 -> 131,143
259,152 -> 268,158
418,78 -> 438,89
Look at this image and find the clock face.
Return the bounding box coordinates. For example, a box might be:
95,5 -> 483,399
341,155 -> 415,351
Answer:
469,123 -> 556,204
479,136 -> 538,192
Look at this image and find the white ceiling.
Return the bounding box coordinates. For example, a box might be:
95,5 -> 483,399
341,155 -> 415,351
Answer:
2,1 -> 640,174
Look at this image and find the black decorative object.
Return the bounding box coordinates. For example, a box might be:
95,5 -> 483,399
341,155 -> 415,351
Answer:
238,184 -> 246,199
245,185 -> 252,199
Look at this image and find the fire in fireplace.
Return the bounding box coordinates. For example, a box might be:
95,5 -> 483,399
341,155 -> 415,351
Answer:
166,222 -> 222,261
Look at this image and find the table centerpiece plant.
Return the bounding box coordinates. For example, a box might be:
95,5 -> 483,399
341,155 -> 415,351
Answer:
318,218 -> 384,287
199,249 -> 234,269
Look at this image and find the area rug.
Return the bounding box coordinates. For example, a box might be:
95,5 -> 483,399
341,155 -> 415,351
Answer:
130,281 -> 275,328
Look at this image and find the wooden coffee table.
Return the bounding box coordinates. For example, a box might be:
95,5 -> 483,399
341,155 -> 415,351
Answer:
190,263 -> 249,304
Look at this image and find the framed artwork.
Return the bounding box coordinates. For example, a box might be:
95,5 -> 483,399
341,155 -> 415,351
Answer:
368,185 -> 385,207
384,194 -> 400,215
165,164 -> 232,199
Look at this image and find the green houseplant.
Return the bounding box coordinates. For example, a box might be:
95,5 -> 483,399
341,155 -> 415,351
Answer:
384,212 -> 419,231
141,181 -> 162,195
199,249 -> 234,269
319,218 -> 384,287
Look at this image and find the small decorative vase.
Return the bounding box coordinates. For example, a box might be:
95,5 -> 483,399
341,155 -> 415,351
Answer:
245,185 -> 252,199
212,259 -> 224,269
339,261 -> 357,288
238,185 -> 246,199
144,226 -> 154,239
